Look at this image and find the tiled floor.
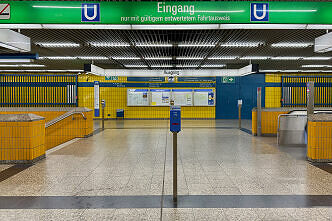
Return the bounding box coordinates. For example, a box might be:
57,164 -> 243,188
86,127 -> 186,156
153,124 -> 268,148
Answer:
0,120 -> 331,220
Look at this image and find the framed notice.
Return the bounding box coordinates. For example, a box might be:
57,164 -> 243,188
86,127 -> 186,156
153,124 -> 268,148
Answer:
172,89 -> 193,106
150,89 -> 171,106
127,89 -> 149,106
193,89 -> 215,106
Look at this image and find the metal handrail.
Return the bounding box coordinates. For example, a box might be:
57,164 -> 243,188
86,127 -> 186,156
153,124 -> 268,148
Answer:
45,110 -> 86,128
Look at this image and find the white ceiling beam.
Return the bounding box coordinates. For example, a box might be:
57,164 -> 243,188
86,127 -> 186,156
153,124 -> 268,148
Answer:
0,24 -> 331,30
89,64 -> 255,77
0,29 -> 31,52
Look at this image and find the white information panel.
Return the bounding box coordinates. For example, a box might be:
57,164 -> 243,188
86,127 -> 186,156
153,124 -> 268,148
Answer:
127,89 -> 149,106
172,89 -> 193,106
150,89 -> 171,106
193,89 -> 215,106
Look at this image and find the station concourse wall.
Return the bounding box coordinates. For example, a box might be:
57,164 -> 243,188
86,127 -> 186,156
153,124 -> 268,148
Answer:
77,75 -> 216,119
2,72 -> 332,120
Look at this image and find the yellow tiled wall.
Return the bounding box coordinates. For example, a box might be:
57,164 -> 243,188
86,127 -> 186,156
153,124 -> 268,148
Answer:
265,87 -> 282,108
252,110 -> 288,135
0,119 -> 45,163
1,110 -> 94,150
265,73 -> 332,108
45,111 -> 93,150
252,110 -> 257,135
78,75 -> 216,119
307,121 -> 332,162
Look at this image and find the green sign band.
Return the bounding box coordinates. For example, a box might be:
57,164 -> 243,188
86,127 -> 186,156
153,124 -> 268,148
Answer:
0,1 -> 331,25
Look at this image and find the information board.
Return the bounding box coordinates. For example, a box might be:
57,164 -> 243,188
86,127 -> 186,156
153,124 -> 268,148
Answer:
127,89 -> 149,106
194,89 -> 215,106
151,89 -> 171,106
172,89 -> 193,106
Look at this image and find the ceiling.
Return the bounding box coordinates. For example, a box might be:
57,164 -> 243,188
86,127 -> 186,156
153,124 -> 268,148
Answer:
0,29 -> 328,71
1,0 -> 331,72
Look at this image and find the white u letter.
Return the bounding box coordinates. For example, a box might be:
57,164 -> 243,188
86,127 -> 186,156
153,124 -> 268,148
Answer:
253,4 -> 266,20
84,5 -> 97,20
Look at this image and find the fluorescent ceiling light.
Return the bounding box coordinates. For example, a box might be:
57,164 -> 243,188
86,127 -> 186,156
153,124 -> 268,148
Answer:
219,42 -> 262,47
208,56 -> 238,60
0,59 -> 33,63
303,57 -> 331,60
0,64 -> 45,67
261,69 -> 332,73
39,56 -> 77,60
78,56 -> 108,60
178,44 -> 215,47
177,57 -> 204,60
0,69 -> 83,72
202,65 -> 226,68
271,57 -> 303,60
136,44 -> 172,47
151,65 -> 173,68
302,65 -> 332,68
112,57 -> 141,60
145,57 -> 172,60
240,56 -> 270,60
36,43 -> 80,47
125,65 -> 148,68
271,42 -> 313,48
176,65 -> 198,68
90,43 -> 130,47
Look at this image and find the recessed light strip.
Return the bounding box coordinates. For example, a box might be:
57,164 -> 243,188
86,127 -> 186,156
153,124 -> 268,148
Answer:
271,42 -> 313,48
0,64 -> 45,67
0,69 -> 83,72
36,43 -> 80,47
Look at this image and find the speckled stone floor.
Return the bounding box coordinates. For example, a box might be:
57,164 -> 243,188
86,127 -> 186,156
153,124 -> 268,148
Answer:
0,120 -> 331,220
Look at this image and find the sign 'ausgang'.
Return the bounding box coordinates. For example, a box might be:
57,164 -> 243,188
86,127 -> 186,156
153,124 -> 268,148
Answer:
0,1 -> 331,25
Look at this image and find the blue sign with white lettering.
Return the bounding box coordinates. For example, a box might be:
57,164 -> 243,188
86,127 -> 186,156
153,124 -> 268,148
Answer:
170,106 -> 181,133
82,3 -> 100,22
250,3 -> 269,22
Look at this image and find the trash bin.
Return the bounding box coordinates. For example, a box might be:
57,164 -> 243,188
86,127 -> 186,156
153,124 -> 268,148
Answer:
116,109 -> 124,119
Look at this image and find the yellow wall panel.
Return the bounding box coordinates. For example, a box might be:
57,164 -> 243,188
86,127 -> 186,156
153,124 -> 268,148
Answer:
77,74 -> 216,119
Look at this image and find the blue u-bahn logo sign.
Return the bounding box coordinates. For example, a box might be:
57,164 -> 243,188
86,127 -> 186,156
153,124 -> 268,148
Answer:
250,3 -> 269,22
81,3 -> 100,22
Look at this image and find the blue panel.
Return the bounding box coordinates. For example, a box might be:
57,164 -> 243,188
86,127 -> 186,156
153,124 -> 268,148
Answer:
172,89 -> 192,92
170,106 -> 181,132
216,73 -> 266,119
178,77 -> 216,82
150,89 -> 171,92
194,89 -> 213,92
127,77 -> 165,82
216,77 -> 240,119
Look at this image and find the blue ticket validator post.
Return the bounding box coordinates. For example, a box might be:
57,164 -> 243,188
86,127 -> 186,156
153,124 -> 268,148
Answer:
170,106 -> 181,133
170,106 -> 181,203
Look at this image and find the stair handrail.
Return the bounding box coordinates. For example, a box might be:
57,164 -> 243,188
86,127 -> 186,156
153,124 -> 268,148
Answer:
45,110 -> 86,128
